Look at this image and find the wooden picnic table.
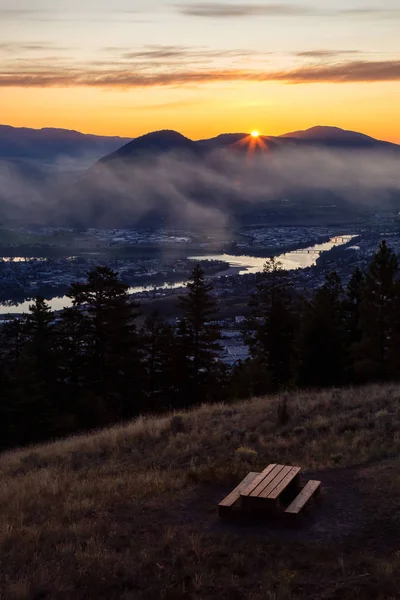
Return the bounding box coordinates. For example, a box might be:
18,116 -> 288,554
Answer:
218,464 -> 321,520
241,464 -> 301,510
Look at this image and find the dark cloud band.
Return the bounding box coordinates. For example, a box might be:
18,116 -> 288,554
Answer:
176,2 -> 400,19
1,60 -> 400,88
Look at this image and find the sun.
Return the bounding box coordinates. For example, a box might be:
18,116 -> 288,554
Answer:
251,130 -> 260,138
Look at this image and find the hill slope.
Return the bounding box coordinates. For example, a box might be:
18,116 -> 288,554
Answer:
280,125 -> 397,149
0,125 -> 131,164
0,384 -> 399,599
100,129 -> 201,164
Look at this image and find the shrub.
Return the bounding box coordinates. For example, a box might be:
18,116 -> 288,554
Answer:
170,414 -> 185,434
277,395 -> 290,426
235,446 -> 258,461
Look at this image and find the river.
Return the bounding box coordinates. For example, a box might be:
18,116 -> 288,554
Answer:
0,235 -> 354,315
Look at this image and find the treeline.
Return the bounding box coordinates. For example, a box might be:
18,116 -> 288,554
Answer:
0,241 -> 399,451
0,266 -> 225,450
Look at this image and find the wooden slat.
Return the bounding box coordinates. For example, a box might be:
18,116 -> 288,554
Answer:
268,466 -> 301,501
240,464 -> 277,497
218,472 -> 260,510
285,480 -> 321,515
258,465 -> 293,499
249,465 -> 287,497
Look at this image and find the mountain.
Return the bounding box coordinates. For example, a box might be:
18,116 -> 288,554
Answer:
99,130 -> 200,164
50,126 -> 400,230
0,125 -> 131,165
279,126 -> 397,150
3,125 -> 399,229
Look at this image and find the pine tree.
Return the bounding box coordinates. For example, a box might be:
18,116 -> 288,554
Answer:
17,297 -> 57,443
68,267 -> 143,421
141,311 -> 175,411
357,241 -> 399,380
344,267 -> 365,379
54,306 -> 90,431
299,272 -> 346,387
244,257 -> 298,391
177,265 -> 222,405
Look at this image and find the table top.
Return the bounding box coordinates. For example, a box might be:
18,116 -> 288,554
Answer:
240,464 -> 301,501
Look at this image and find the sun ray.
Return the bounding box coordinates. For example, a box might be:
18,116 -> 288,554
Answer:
232,133 -> 268,156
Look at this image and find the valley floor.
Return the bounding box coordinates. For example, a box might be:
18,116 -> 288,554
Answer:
0,384 -> 399,599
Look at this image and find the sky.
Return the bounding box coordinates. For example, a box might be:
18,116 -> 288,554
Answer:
1,0 -> 400,142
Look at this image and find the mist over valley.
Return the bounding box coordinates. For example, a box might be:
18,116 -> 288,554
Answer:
1,125 -> 400,231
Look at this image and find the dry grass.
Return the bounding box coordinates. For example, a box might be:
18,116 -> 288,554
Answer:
0,384 -> 399,599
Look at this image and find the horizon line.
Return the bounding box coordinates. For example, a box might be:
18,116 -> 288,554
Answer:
0,122 -> 398,146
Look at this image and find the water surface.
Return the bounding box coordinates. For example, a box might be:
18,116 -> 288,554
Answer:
0,235 -> 354,315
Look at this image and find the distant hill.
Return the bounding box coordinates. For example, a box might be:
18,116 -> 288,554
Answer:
279,125 -> 397,150
1,124 -> 398,166
100,130 -> 200,164
0,125 -> 131,165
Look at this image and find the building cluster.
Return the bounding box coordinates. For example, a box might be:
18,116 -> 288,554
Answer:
0,255 -> 226,304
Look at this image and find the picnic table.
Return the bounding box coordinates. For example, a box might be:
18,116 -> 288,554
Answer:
218,464 -> 321,520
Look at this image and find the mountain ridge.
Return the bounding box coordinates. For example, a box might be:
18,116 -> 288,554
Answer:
2,123 -> 399,165
0,125 -> 132,164
96,125 -> 399,166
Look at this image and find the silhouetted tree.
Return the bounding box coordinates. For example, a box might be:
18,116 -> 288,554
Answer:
245,257 -> 298,391
299,272 -> 346,387
16,297 -> 57,443
177,265 -> 222,405
357,241 -> 399,380
69,267 -> 142,421
54,306 -> 90,430
141,311 -> 175,411
344,267 -> 365,379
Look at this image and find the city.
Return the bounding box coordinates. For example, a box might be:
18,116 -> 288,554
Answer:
1,221 -> 400,366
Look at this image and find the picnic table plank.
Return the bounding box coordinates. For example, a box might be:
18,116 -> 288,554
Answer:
285,480 -> 321,515
248,464 -> 285,497
218,471 -> 260,516
268,466 -> 301,501
240,464 -> 277,497
258,465 -> 293,499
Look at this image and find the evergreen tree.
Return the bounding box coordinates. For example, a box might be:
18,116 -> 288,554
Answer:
68,267 -> 142,421
357,241 -> 399,380
0,318 -> 28,448
344,267 -> 365,379
141,311 -> 175,411
0,317 -> 26,366
18,297 -> 57,443
177,265 -> 222,405
54,306 -> 90,431
299,272 -> 346,387
245,257 -> 298,391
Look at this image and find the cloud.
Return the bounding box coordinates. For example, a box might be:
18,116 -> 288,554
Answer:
2,144 -> 400,232
118,45 -> 255,61
176,2 -> 400,19
176,2 -> 315,17
0,9 -> 49,18
275,60 -> 400,83
0,42 -> 72,56
295,50 -> 361,59
1,59 -> 400,88
0,8 -> 150,24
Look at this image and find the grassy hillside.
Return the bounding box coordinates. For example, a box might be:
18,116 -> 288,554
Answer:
0,385 -> 399,599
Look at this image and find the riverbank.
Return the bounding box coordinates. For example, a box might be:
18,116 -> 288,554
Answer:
0,235 -> 354,315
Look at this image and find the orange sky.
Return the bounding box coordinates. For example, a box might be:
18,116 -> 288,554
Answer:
2,82 -> 399,143
1,1 -> 400,143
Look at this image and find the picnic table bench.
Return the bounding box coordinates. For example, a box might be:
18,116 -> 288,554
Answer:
218,464 -> 321,521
